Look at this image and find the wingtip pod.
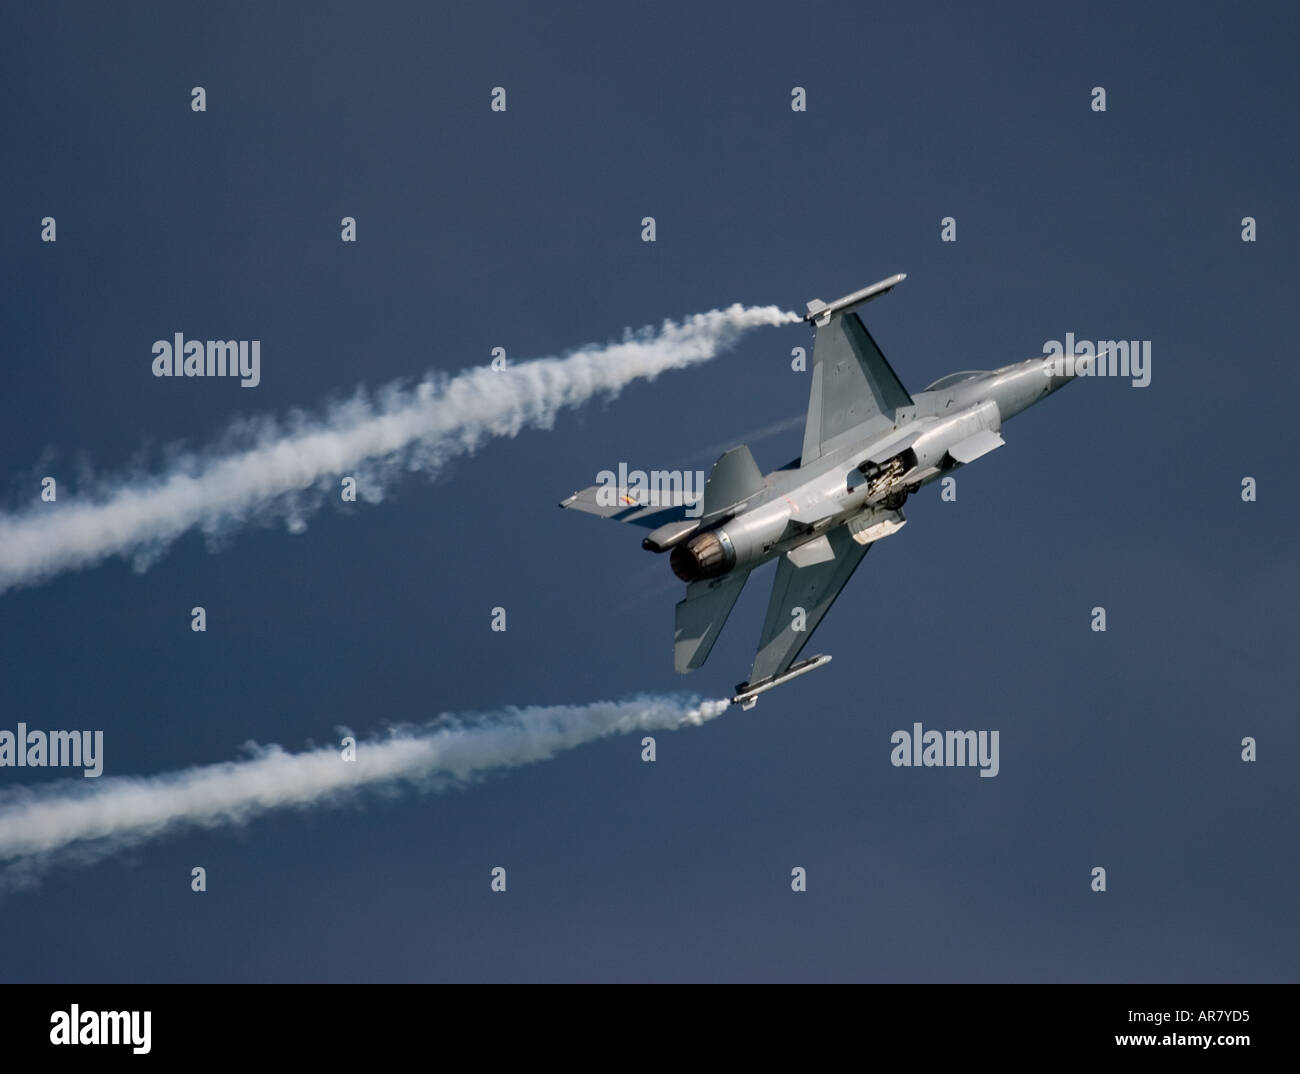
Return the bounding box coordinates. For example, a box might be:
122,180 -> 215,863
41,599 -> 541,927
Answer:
804,273 -> 907,326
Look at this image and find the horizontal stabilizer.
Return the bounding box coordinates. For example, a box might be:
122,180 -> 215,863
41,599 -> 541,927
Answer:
674,569 -> 751,672
559,482 -> 699,529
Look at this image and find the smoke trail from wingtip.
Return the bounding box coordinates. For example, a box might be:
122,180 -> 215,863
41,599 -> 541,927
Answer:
0,695 -> 731,883
0,304 -> 799,594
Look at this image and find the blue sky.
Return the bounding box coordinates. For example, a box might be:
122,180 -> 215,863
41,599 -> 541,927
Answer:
0,1 -> 1296,981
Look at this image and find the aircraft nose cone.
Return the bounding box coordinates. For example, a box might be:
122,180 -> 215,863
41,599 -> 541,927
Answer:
1043,352 -> 1093,391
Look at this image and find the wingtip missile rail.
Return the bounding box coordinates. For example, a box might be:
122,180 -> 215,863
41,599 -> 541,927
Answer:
731,654 -> 833,709
804,273 -> 907,326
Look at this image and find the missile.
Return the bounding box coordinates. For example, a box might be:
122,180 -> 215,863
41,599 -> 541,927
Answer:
804,273 -> 906,327
731,653 -> 833,709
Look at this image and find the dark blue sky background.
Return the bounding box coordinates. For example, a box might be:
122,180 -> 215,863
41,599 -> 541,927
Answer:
1,1 -> 1296,981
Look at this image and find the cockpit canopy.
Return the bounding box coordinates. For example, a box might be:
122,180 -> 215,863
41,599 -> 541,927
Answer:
922,370 -> 988,392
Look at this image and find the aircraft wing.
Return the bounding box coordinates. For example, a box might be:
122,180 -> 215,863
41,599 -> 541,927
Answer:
800,311 -> 913,466
744,524 -> 872,688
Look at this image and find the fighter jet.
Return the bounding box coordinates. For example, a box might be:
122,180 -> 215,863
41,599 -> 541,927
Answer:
560,274 -> 1092,708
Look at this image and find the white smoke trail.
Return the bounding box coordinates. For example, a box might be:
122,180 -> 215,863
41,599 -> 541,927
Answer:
0,304 -> 798,594
0,695 -> 730,883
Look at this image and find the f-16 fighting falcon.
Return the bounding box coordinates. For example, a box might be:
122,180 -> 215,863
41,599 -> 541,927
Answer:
561,274 -> 1092,708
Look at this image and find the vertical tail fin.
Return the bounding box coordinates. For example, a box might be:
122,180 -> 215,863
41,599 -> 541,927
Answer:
701,445 -> 764,517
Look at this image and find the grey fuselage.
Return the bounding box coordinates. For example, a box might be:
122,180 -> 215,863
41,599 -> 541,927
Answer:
667,355 -> 1077,581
